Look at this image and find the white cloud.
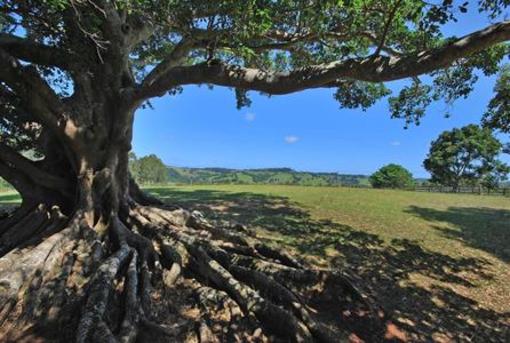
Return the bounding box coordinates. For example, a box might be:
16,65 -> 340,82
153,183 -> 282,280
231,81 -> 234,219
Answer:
390,141 -> 401,146
285,135 -> 300,144
245,112 -> 256,122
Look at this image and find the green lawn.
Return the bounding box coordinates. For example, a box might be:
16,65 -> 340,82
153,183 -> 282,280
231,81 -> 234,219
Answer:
1,185 -> 509,341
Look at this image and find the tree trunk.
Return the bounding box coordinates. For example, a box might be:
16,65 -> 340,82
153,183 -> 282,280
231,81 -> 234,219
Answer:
0,105 -> 383,342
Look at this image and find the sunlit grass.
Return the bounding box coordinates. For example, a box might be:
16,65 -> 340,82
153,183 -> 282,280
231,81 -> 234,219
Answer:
145,184 -> 510,259
0,191 -> 21,206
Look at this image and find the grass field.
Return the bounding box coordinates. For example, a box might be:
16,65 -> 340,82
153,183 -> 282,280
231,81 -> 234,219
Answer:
1,185 -> 509,341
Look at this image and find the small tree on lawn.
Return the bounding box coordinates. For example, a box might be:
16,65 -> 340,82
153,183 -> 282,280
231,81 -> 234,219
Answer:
424,125 -> 508,191
370,164 -> 414,189
135,154 -> 169,184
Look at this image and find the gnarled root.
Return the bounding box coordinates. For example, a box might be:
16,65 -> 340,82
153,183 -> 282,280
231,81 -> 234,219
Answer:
0,203 -> 382,342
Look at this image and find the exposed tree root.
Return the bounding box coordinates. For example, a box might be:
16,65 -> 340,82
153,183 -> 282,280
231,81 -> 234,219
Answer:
0,202 -> 383,342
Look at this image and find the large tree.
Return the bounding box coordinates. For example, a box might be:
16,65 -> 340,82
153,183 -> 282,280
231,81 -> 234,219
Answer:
1,1 -> 510,341
423,124 -> 508,190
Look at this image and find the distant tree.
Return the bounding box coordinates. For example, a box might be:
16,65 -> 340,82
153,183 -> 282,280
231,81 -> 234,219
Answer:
128,152 -> 141,182
131,154 -> 169,184
424,125 -> 508,191
369,164 -> 414,189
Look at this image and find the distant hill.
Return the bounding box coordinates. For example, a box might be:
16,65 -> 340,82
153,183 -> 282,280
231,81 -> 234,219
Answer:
166,166 -> 371,186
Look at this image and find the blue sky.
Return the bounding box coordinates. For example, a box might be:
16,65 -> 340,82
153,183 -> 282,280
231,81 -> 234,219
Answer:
132,9 -> 510,178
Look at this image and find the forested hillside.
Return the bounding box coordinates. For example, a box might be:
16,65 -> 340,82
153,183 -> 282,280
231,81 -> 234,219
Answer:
166,166 -> 370,186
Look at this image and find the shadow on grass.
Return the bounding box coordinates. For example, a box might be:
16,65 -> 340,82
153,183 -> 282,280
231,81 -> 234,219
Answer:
406,206 -> 510,263
149,187 -> 510,342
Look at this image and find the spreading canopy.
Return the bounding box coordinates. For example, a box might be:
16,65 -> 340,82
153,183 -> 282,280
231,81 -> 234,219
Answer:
1,1 -> 510,134
423,124 -> 508,188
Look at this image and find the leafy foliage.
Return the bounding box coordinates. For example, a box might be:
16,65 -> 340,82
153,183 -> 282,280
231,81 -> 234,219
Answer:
129,152 -> 169,184
423,124 -> 508,189
389,80 -> 432,127
1,0 -> 509,125
480,162 -> 510,189
0,88 -> 41,153
369,164 -> 414,189
483,64 -> 510,134
334,81 -> 391,111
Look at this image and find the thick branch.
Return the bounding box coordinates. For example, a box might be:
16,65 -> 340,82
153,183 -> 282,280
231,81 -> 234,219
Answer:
142,38 -> 196,87
0,49 -> 65,136
125,14 -> 155,48
0,142 -> 71,195
0,160 -> 32,196
137,20 -> 510,99
141,26 -> 402,90
0,33 -> 75,69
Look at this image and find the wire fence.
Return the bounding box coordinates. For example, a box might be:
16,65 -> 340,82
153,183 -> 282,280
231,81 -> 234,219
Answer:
341,184 -> 510,196
409,185 -> 510,196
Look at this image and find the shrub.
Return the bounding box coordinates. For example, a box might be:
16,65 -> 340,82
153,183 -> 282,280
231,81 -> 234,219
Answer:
370,164 -> 414,189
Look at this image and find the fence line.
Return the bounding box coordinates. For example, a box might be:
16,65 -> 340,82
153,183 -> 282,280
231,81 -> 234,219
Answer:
408,185 -> 510,196
338,184 -> 510,196
159,182 -> 510,196
341,184 -> 510,197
